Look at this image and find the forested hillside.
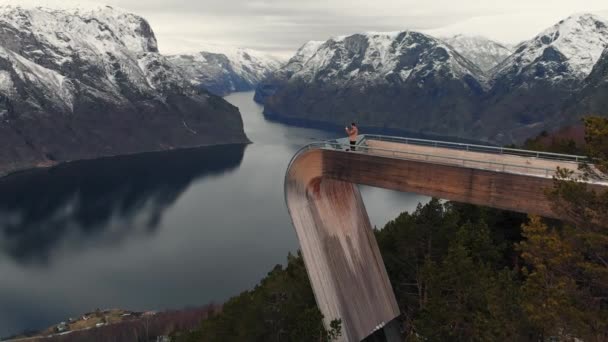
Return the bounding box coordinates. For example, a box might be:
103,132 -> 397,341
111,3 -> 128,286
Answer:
172,116 -> 607,342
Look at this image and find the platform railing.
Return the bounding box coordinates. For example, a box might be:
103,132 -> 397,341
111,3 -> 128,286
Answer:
361,134 -> 586,163
334,142 -> 560,178
287,135 -> 587,180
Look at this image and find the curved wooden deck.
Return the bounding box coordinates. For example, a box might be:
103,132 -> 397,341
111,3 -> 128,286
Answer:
284,135 -> 607,342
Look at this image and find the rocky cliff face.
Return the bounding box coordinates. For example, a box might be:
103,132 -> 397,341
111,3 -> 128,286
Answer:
0,5 -> 248,176
256,31 -> 487,138
168,47 -> 284,96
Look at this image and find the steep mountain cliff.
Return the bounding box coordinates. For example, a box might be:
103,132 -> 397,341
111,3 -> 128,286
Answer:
256,31 -> 487,138
0,5 -> 248,176
168,47 -> 284,96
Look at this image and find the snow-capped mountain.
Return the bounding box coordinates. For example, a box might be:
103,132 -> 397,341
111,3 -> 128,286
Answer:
492,13 -> 608,84
256,13 -> 608,143
254,40 -> 323,103
289,32 -> 485,85
480,13 -> 608,142
0,5 -> 247,176
256,31 -> 487,137
278,40 -> 324,78
442,35 -> 512,72
168,47 -> 284,96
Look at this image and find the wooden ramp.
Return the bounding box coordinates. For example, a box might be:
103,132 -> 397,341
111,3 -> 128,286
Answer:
284,135 -> 607,342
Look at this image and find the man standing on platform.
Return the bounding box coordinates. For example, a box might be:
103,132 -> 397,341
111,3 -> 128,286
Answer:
345,122 -> 358,151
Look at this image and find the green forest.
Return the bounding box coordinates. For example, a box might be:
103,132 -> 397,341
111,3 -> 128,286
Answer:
175,117 -> 608,342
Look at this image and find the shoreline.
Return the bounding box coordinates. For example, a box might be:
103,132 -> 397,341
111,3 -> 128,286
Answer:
0,139 -> 252,182
261,108 -> 493,146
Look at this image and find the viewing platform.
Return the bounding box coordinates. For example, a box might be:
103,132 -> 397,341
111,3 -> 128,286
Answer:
284,134 -> 607,342
306,134 -> 593,181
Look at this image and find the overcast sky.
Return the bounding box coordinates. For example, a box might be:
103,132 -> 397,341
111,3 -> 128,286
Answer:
7,0 -> 608,57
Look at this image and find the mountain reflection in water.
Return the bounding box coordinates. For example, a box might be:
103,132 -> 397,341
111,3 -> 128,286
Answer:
0,144 -> 246,265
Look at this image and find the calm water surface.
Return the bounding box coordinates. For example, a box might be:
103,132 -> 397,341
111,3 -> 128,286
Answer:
0,92 -> 428,336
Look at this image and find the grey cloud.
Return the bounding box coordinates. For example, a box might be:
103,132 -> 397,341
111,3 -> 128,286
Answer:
82,0 -> 608,56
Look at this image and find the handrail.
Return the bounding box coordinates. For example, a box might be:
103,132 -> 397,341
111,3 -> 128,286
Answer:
310,141 -> 563,178
362,134 -> 586,163
285,135 -> 590,184
284,134 -> 596,198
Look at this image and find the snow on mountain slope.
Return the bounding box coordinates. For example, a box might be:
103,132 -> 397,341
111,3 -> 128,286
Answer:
253,40 -> 323,103
256,30 -> 487,139
168,47 -> 284,96
295,41 -> 324,61
287,31 -> 486,86
0,44 -> 75,113
0,4 -> 248,176
492,13 -> 608,84
280,40 -> 324,76
478,13 -> 608,143
0,4 -> 170,108
443,35 -> 512,72
568,47 -> 608,117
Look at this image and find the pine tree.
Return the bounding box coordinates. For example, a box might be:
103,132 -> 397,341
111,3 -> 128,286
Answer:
517,116 -> 608,341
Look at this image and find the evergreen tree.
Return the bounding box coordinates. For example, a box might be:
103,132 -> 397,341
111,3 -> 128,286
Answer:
517,116 -> 608,341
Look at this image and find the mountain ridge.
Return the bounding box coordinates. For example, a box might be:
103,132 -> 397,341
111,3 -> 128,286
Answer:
256,13 -> 608,144
257,30 -> 487,139
168,47 -> 284,96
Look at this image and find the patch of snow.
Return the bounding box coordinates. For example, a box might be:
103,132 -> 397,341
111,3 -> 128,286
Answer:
0,46 -> 74,110
0,70 -> 14,96
399,69 -> 412,80
442,34 -> 513,72
296,41 -> 324,61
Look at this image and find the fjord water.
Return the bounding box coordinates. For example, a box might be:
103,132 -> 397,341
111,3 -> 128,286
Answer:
0,92 -> 428,336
